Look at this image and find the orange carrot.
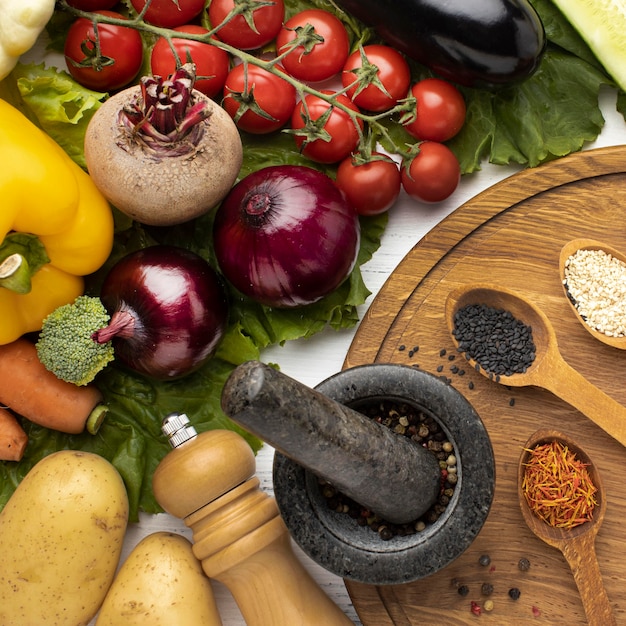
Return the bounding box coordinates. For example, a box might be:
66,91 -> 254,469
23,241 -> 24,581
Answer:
0,338 -> 108,435
0,407 -> 28,462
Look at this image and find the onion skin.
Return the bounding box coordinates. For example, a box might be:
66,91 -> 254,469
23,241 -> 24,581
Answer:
213,165 -> 360,308
94,246 -> 229,380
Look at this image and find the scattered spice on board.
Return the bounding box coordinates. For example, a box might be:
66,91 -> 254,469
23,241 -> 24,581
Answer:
521,440 -> 597,529
470,600 -> 482,615
452,303 -> 536,376
563,248 -> 626,338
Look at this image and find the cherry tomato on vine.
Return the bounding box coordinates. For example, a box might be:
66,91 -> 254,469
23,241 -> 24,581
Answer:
276,9 -> 349,82
209,0 -> 285,50
404,78 -> 466,142
151,25 -> 229,98
130,0 -> 205,28
336,153 -> 402,215
401,141 -> 461,203
66,0 -> 118,9
342,45 -> 411,113
64,11 -> 143,92
223,64 -> 296,134
291,91 -> 363,164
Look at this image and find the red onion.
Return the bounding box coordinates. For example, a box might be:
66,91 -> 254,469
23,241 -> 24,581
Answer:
213,165 -> 360,308
93,245 -> 228,380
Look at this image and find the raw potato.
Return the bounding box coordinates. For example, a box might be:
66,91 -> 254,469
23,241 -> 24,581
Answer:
0,450 -> 129,626
96,531 -> 222,626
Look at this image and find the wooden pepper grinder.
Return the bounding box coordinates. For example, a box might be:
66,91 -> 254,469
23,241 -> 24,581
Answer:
152,413 -> 354,626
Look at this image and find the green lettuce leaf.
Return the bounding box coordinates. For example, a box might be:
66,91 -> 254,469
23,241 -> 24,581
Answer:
0,63 -> 106,168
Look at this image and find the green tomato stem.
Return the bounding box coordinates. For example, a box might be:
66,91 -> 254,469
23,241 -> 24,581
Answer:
55,0 -> 418,161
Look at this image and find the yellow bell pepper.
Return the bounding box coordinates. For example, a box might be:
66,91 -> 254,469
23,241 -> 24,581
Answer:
0,97 -> 114,345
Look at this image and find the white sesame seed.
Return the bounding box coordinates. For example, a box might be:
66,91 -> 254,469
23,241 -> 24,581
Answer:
563,248 -> 626,337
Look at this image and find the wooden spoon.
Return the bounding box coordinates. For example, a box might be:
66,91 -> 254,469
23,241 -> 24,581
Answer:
559,238 -> 626,349
518,429 -> 614,626
445,283 -> 626,447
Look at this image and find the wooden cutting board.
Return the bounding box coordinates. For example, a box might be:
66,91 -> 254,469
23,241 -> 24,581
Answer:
343,146 -> 626,625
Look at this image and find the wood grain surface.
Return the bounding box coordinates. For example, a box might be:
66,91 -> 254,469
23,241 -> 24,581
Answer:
342,146 -> 626,625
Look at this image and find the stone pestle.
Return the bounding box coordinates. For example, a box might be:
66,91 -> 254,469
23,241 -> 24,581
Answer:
221,360 -> 441,525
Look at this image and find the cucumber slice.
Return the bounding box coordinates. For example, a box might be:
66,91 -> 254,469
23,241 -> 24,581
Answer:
551,0 -> 626,91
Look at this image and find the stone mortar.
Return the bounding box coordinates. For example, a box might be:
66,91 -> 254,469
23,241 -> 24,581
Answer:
272,363 -> 496,585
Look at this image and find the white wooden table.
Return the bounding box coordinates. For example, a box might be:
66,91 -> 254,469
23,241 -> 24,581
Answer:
109,88 -> 626,625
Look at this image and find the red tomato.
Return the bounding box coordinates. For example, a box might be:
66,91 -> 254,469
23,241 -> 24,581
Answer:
291,91 -> 363,164
401,142 -> 461,203
151,26 -> 229,98
404,78 -> 466,142
342,45 -> 411,113
336,154 -> 401,215
209,0 -> 285,50
223,64 -> 296,134
66,0 -> 118,8
130,0 -> 205,28
64,11 -> 143,92
276,9 -> 349,82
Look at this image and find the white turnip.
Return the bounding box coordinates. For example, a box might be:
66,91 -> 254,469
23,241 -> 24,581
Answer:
84,63 -> 243,226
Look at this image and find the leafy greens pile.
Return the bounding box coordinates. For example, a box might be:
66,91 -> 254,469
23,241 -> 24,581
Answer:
0,0 -> 623,521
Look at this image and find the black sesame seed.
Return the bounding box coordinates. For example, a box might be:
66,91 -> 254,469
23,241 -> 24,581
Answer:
453,303 -> 536,377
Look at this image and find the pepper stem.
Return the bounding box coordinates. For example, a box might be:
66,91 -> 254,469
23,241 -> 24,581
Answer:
0,232 -> 50,294
0,253 -> 32,294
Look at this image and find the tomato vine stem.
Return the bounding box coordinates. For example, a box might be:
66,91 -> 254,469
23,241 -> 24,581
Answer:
56,0 -> 419,161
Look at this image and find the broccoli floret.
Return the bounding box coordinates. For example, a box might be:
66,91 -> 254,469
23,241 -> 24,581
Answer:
36,295 -> 115,386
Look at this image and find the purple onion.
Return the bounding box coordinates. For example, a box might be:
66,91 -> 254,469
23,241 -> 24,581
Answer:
213,165 -> 360,308
93,245 -> 228,380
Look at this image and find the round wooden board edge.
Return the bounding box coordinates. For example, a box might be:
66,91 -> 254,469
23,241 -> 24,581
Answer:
344,145 -> 626,371
340,144 -> 626,626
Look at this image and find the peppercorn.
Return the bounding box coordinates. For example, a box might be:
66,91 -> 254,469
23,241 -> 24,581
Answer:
481,582 -> 494,596
518,557 -> 531,571
458,585 -> 470,597
470,601 -> 482,616
379,526 -> 394,541
478,554 -> 491,567
508,587 -> 521,600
